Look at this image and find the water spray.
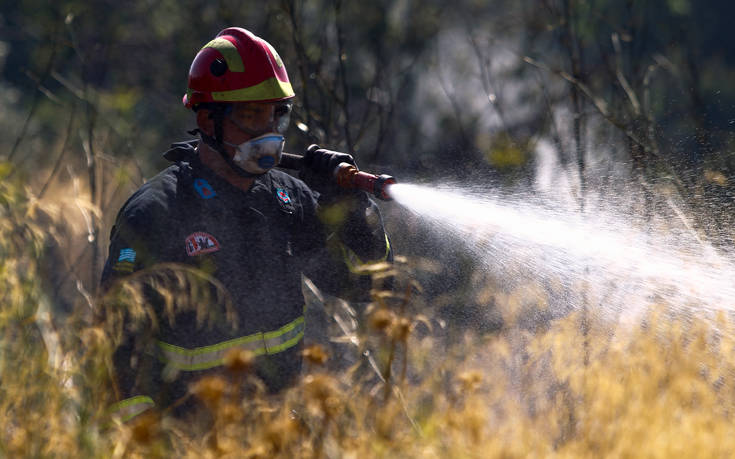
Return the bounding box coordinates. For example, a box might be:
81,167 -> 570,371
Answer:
279,145 -> 397,201
388,182 -> 735,322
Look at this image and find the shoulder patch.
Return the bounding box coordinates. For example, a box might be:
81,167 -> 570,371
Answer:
113,248 -> 136,273
276,187 -> 291,204
185,232 -> 220,256
118,248 -> 136,263
193,178 -> 216,199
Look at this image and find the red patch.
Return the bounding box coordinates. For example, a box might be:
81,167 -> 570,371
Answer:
185,232 -> 220,256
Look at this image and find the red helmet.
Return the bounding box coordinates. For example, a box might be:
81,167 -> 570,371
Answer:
183,27 -> 295,109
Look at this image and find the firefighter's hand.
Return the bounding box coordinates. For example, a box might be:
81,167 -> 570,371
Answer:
302,144 -> 355,177
300,144 -> 356,197
300,144 -> 368,211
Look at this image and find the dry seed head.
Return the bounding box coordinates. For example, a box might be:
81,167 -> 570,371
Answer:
224,348 -> 254,374
458,370 -> 483,392
217,402 -> 244,424
376,402 -> 401,440
190,375 -> 227,409
80,326 -> 109,348
323,394 -> 343,417
303,374 -> 343,417
215,437 -> 239,457
302,344 -> 329,365
358,261 -> 393,274
303,374 -> 335,403
8,428 -> 28,456
369,308 -> 394,331
264,416 -> 300,453
462,404 -> 486,443
390,317 -> 412,342
130,411 -> 160,445
243,444 -> 269,459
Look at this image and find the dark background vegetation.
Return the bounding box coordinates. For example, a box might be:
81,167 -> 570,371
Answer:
1,0 -> 734,326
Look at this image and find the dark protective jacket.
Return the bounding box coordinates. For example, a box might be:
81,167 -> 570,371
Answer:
100,141 -> 391,421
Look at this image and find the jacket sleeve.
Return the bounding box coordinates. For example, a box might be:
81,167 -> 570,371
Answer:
99,212 -> 158,422
297,188 -> 392,302
336,196 -> 392,269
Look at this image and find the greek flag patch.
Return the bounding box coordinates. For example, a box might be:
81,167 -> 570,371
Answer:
118,248 -> 136,263
113,248 -> 136,273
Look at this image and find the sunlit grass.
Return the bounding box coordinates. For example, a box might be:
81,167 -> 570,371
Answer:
3,163 -> 735,457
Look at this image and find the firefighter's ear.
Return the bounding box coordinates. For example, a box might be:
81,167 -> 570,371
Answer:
196,109 -> 215,136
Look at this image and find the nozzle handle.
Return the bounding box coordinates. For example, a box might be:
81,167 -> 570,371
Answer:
278,152 -> 304,170
278,150 -> 396,201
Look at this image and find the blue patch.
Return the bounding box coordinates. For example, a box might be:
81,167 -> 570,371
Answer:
276,188 -> 291,204
194,178 -> 216,199
118,248 -> 136,263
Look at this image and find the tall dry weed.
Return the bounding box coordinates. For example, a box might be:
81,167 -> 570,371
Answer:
3,162 -> 735,457
0,162 -> 110,456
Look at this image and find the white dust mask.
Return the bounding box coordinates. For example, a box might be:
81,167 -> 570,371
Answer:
225,133 -> 285,175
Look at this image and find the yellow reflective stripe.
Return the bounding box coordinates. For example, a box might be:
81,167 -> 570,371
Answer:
109,395 -> 154,422
262,314 -> 302,341
341,233 -> 391,274
340,244 -> 363,274
202,37 -> 245,72
157,336 -> 266,371
266,329 -> 305,354
157,316 -> 305,371
211,77 -> 295,102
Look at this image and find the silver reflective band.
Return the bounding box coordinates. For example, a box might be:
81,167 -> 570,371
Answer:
156,316 -> 305,371
109,395 -> 155,422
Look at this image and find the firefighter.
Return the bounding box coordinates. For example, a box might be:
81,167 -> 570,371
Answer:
100,27 -> 391,422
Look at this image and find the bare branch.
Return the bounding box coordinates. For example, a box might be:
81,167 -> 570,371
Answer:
436,50 -> 469,145
334,0 -> 355,153
463,17 -> 512,135
533,68 -> 567,166
523,55 -> 657,157
282,0 -> 317,143
23,70 -> 63,106
642,63 -> 662,157
612,32 -> 641,116
7,28 -> 60,162
39,103 -> 78,199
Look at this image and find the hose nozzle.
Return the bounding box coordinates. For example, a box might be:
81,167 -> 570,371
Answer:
279,150 -> 396,201
334,163 -> 396,201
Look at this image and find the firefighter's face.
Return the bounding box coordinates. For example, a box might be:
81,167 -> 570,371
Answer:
224,102 -> 291,147
196,102 -> 291,171
213,102 -> 289,175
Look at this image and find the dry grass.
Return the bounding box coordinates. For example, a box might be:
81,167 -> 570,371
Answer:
3,162 -> 735,458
